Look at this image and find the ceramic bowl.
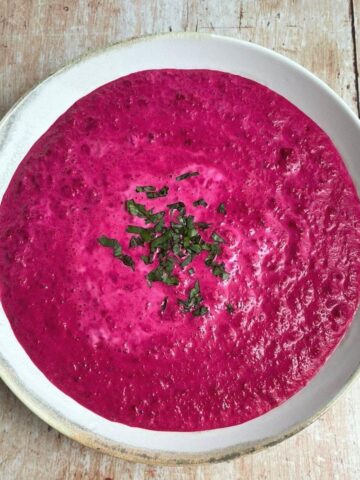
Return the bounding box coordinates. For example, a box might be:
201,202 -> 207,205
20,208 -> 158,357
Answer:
1,33 -> 360,465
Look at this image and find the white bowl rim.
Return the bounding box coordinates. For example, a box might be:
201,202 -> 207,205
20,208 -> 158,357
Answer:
0,32 -> 360,465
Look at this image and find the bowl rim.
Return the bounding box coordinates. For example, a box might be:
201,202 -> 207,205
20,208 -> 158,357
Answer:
1,31 -> 360,465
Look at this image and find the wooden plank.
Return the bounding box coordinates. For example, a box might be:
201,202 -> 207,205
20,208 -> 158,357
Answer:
352,0 -> 360,115
1,1 -> 359,478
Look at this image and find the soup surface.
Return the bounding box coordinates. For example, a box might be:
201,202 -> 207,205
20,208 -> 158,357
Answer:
1,69 -> 360,431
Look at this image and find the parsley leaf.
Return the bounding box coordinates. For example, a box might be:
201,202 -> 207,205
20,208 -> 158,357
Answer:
136,186 -> 156,193
98,236 -> 135,271
217,203 -> 226,214
146,186 -> 169,199
176,171 -> 199,181
178,280 -> 208,316
193,198 -> 208,207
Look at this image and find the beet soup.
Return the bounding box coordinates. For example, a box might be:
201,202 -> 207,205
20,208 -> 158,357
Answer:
1,69 -> 360,431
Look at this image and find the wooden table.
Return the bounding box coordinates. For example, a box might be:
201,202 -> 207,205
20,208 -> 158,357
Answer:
1,1 -> 360,478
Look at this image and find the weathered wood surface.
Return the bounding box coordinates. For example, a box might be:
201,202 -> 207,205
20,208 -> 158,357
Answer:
0,1 -> 360,478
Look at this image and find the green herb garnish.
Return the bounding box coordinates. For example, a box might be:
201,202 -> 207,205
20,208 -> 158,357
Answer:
176,171 -> 199,181
98,235 -> 119,249
193,198 -> 207,207
226,303 -> 234,313
126,199 -> 151,219
150,230 -> 172,252
211,232 -> 225,243
178,280 -> 208,316
211,262 -> 229,280
129,236 -> 144,248
180,254 -> 193,268
193,306 -> 209,316
205,243 -> 220,265
145,186 -> 169,199
120,254 -> 135,270
98,235 -> 135,270
141,254 -> 154,265
126,225 -> 154,243
149,211 -> 166,224
167,202 -> 186,215
100,173 -> 231,314
147,263 -> 179,286
197,222 -> 211,230
136,186 -> 156,193
217,203 -> 226,214
126,199 -> 165,224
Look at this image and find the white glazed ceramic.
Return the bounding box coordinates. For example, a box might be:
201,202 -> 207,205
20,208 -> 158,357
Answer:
0,33 -> 360,465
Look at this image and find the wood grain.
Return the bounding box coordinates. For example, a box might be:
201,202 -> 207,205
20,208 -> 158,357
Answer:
1,1 -> 360,478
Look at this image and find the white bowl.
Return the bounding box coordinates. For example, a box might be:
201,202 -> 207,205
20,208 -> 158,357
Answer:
0,33 -> 360,465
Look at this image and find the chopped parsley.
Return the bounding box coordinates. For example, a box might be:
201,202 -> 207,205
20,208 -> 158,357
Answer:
98,172 -> 231,316
193,198 -> 208,207
136,186 -> 156,193
129,236 -> 144,248
197,222 -> 211,230
211,232 -> 225,243
145,185 -> 169,199
226,303 -> 235,313
120,254 -> 135,270
217,203 -> 226,214
180,254 -> 193,268
193,305 -> 209,316
211,262 -> 229,280
176,171 -> 199,181
178,280 -> 208,316
126,225 -> 154,243
167,202 -> 186,215
147,259 -> 179,286
98,235 -> 121,252
126,199 -> 165,224
141,253 -> 154,265
97,235 -> 135,270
